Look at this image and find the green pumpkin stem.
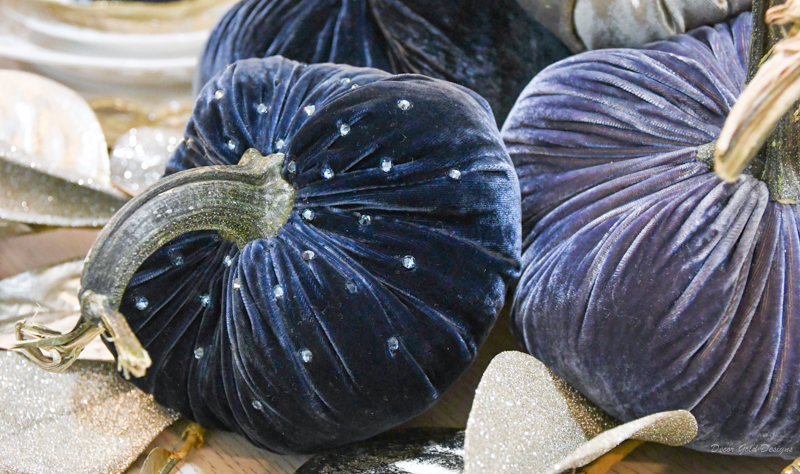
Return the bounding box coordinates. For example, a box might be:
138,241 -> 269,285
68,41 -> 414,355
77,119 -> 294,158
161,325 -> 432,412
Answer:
714,0 -> 800,203
12,149 -> 295,378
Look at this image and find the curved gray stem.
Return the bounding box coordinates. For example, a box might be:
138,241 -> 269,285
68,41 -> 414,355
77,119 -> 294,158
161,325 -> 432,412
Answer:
13,149 -> 295,378
714,0 -> 800,203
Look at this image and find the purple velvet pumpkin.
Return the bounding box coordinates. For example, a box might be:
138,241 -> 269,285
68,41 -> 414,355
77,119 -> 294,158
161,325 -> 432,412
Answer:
505,12 -> 800,457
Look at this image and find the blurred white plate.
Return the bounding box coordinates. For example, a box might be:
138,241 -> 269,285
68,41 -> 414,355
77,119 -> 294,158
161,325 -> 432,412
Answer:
0,29 -> 195,87
2,5 -> 210,58
0,0 -> 235,34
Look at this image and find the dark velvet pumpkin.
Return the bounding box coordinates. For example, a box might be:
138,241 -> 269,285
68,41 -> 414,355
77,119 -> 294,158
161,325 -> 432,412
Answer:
113,56 -> 520,454
505,12 -> 800,457
194,0 -> 571,123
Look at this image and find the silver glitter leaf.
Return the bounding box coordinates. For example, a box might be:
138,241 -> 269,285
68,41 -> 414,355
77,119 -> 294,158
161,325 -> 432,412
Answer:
110,127 -> 182,196
0,71 -> 130,234
0,259 -> 81,327
0,351 -> 178,474
0,149 -> 128,229
0,70 -> 123,199
0,260 -> 112,361
464,352 -> 697,474
0,70 -> 129,234
297,429 -> 464,474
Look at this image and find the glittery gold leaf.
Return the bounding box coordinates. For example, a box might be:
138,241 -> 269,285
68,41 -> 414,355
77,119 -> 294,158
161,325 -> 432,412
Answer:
547,410 -> 696,474
464,352 -> 697,474
0,351 -> 178,474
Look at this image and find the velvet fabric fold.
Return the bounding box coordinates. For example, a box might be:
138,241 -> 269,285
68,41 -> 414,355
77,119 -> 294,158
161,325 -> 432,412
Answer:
505,13 -> 800,457
114,57 -> 521,454
194,0 -> 571,123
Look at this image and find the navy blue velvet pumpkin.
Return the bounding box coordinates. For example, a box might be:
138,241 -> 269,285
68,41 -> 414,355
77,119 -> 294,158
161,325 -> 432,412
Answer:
505,12 -> 800,456
194,0 -> 571,122
115,57 -> 520,453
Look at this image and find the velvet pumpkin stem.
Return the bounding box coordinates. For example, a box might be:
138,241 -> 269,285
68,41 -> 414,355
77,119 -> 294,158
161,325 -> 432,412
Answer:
12,149 -> 295,378
714,0 -> 800,203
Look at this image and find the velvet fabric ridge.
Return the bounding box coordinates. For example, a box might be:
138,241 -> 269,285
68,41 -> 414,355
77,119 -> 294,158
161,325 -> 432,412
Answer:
194,0 -> 572,123
113,57 -> 521,454
505,12 -> 800,457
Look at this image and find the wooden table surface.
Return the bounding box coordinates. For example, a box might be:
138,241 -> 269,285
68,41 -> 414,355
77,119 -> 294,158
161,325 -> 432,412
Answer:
0,229 -> 791,474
